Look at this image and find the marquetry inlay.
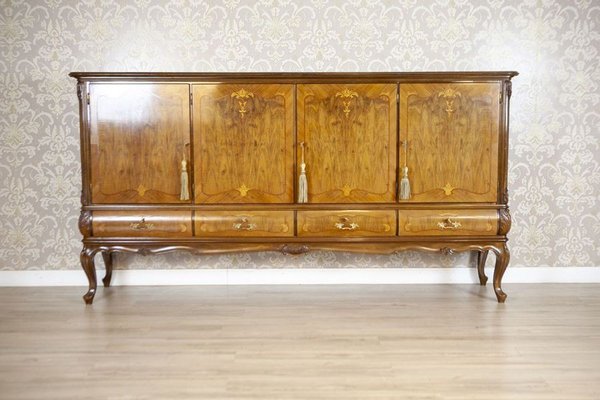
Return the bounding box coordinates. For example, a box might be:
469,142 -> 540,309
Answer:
236,184 -> 250,197
136,184 -> 149,197
341,184 -> 353,197
335,88 -> 359,118
442,183 -> 455,196
231,88 -> 254,118
438,88 -> 461,115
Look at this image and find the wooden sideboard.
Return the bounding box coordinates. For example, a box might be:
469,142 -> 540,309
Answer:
70,72 -> 517,304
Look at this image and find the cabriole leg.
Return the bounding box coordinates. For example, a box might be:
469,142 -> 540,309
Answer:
476,250 -> 489,286
80,247 -> 97,305
493,243 -> 510,303
101,251 -> 114,287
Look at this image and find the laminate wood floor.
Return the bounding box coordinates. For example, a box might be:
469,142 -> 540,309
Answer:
1,284 -> 599,400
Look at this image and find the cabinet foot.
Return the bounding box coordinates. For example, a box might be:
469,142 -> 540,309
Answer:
80,247 -> 97,305
101,251 -> 114,287
476,250 -> 489,286
492,244 -> 510,303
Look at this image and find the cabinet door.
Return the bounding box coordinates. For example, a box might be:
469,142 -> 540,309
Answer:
89,84 -> 191,204
400,83 -> 500,202
193,84 -> 294,203
298,84 -> 397,203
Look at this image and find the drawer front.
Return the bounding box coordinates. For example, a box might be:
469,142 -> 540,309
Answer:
195,211 -> 293,237
398,210 -> 498,236
298,210 -> 396,237
92,211 -> 193,237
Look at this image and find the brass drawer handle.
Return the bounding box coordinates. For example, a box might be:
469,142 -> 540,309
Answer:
437,218 -> 461,230
233,217 -> 256,231
335,217 -> 359,231
129,218 -> 154,230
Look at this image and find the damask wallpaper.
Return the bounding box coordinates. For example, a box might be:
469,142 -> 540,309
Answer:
0,0 -> 598,271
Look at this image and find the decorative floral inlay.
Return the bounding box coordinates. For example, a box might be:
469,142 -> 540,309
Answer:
341,184 -> 353,197
236,184 -> 250,197
442,183 -> 455,196
231,88 -> 254,118
335,88 -> 359,118
438,88 -> 461,115
136,184 -> 149,197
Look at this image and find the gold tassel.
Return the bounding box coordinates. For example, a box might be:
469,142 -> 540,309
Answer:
399,141 -> 411,200
298,142 -> 308,203
400,166 -> 411,200
180,159 -> 190,201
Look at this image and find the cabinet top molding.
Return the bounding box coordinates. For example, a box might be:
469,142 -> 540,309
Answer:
69,71 -> 518,82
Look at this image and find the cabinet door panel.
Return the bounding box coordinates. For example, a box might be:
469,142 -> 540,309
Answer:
90,84 -> 191,204
193,84 -> 294,203
298,84 -> 397,203
400,83 -> 500,202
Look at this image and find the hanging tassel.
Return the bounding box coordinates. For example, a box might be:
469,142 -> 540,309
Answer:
400,166 -> 411,200
298,142 -> 308,203
399,140 -> 411,200
180,159 -> 190,201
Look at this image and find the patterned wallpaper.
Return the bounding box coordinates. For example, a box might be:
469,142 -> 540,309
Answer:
0,0 -> 598,271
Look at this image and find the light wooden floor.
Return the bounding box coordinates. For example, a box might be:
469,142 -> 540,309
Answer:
1,284 -> 599,400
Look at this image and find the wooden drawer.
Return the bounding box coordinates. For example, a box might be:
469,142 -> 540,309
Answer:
298,210 -> 396,237
398,210 -> 498,236
195,211 -> 293,237
92,211 -> 192,237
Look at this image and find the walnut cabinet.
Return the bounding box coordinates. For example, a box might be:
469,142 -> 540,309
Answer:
71,72 -> 517,304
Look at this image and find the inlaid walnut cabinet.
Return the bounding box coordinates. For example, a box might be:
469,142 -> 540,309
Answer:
71,72 -> 517,304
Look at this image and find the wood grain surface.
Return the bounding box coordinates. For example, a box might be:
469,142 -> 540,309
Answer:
398,209 -> 498,236
298,210 -> 396,237
297,84 -> 397,203
92,211 -> 193,237
89,83 -> 191,204
193,84 -> 294,203
195,210 -> 294,237
0,284 -> 597,400
399,83 -> 500,202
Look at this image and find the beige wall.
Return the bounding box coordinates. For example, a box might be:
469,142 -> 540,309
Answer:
0,0 -> 598,271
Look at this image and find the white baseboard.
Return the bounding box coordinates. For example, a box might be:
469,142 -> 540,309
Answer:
0,267 -> 599,287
